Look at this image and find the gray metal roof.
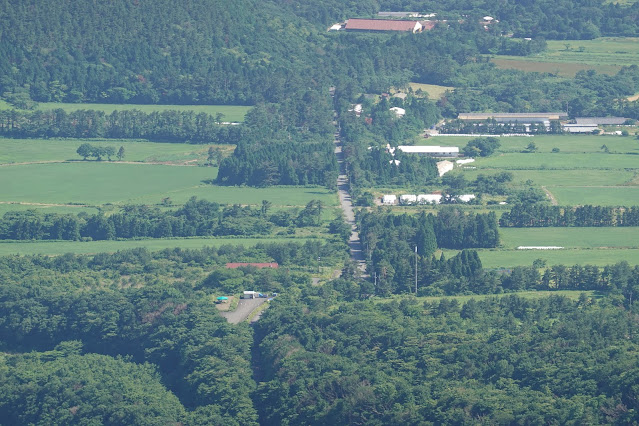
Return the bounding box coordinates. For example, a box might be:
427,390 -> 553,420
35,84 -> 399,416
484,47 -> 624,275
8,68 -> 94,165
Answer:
575,117 -> 627,125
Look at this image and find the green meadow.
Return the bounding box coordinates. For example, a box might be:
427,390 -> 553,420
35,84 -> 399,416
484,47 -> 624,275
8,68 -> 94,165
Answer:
475,152 -> 639,170
441,227 -> 639,268
0,162 -> 337,208
547,186 -> 639,206
499,227 -> 639,248
0,100 -> 251,122
491,37 -> 639,76
380,290 -> 599,305
0,137 -> 222,165
462,168 -> 635,187
471,248 -> 639,268
407,83 -> 454,99
0,237 -> 316,257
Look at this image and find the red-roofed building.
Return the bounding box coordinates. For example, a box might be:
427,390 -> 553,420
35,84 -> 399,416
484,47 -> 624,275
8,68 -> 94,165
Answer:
345,19 -> 423,33
225,262 -> 279,269
420,20 -> 437,31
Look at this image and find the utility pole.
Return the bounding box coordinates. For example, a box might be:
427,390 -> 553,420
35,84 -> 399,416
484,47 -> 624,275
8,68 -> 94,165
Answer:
415,246 -> 418,295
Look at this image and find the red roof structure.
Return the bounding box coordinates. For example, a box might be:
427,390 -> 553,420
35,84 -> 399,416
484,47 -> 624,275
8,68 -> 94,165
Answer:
420,20 -> 437,31
345,19 -> 422,32
225,262 -> 279,269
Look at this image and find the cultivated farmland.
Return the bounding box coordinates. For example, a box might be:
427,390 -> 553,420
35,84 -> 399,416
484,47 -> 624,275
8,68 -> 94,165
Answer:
491,37 -> 639,76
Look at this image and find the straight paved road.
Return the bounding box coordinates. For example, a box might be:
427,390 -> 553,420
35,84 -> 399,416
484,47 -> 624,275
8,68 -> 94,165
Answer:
334,133 -> 367,274
220,298 -> 267,324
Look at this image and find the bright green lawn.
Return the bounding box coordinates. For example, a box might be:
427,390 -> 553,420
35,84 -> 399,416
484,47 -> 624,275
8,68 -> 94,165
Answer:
491,37 -> 639,76
0,163 -> 215,205
499,227 -> 639,248
407,83 -> 454,99
444,248 -> 639,268
494,135 -> 639,154
0,138 -> 219,164
476,152 -> 639,170
461,169 -> 636,187
548,186 -> 639,206
0,162 -> 337,207
0,101 -> 251,122
0,237 -> 315,256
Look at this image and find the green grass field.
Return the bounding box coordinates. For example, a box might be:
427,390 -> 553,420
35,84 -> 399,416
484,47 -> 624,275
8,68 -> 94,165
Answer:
0,137 -> 226,165
463,169 -> 635,187
547,186 -> 639,206
407,83 -> 454,99
0,237 -> 318,256
0,162 -> 338,208
379,290 -> 599,305
0,100 -> 251,122
0,162 -> 216,205
491,37 -> 639,77
476,152 -> 639,170
470,248 -> 639,268
499,227 -> 639,248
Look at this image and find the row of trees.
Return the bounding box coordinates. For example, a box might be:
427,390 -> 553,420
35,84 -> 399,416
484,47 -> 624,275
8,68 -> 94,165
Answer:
500,204 -> 639,227
76,143 -> 124,161
0,109 -> 243,143
0,198 -> 330,241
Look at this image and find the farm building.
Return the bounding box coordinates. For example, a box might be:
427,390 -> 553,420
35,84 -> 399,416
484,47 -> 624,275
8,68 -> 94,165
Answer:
382,194 -> 397,205
400,194 -> 418,205
226,262 -> 279,269
562,124 -> 599,133
390,107 -> 406,117
417,194 -> 442,204
458,194 -> 476,203
378,11 -> 419,17
344,18 -> 423,33
243,291 -> 257,298
457,112 -> 568,122
574,117 -> 628,126
391,145 -> 459,158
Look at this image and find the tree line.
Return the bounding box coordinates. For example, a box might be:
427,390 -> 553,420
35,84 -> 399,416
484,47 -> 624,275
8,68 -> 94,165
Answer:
0,108 -> 243,144
0,198 -> 332,241
500,203 -> 639,227
356,209 -> 499,295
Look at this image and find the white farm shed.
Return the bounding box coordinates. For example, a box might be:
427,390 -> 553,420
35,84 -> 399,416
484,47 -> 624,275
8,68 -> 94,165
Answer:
400,194 -> 417,205
417,194 -> 442,204
390,107 -> 406,117
382,194 -> 397,205
395,145 -> 459,158
458,194 -> 476,203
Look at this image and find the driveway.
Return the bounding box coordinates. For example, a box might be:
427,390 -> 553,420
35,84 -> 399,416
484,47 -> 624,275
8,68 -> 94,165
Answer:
220,298 -> 267,324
